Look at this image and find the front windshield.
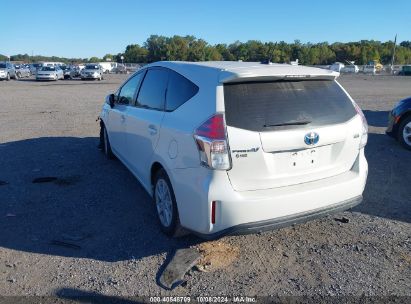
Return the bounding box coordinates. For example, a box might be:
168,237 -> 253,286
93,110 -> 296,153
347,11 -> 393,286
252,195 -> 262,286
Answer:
0,63 -> 6,68
85,65 -> 99,70
40,67 -> 56,71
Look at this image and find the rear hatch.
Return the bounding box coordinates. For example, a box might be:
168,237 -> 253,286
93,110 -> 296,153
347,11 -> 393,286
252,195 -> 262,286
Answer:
224,79 -> 362,191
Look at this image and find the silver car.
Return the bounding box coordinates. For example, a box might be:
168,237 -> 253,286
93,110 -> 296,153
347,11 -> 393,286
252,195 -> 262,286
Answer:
14,64 -> 31,78
80,64 -> 104,80
0,62 -> 17,80
36,66 -> 64,81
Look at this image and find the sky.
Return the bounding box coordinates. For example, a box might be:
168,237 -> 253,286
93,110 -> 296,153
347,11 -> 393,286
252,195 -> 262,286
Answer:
1,0 -> 410,58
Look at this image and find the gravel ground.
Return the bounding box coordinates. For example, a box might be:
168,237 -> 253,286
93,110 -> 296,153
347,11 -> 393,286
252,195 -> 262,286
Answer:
0,74 -> 410,302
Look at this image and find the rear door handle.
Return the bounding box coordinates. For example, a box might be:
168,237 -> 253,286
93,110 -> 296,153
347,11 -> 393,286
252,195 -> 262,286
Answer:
120,115 -> 126,123
148,124 -> 157,135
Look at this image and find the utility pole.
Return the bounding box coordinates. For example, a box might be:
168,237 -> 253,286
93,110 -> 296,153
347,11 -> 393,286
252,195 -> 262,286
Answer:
391,34 -> 397,74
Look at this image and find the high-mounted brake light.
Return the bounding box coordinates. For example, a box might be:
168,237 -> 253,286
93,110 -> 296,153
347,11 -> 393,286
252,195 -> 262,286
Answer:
194,114 -> 232,170
352,101 -> 368,149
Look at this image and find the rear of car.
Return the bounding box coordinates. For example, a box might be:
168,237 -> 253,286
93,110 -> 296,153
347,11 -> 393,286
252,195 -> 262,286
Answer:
167,63 -> 368,237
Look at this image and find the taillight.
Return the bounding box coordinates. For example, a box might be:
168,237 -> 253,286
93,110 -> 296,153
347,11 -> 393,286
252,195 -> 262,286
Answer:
211,201 -> 216,224
194,114 -> 232,170
352,101 -> 368,149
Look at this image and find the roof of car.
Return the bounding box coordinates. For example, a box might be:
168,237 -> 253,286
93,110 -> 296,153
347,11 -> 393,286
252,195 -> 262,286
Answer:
147,61 -> 339,83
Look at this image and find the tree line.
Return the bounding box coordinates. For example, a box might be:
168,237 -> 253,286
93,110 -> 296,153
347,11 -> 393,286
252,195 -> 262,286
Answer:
2,35 -> 411,65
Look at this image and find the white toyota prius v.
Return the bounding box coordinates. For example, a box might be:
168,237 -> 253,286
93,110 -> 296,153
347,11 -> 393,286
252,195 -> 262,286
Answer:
99,61 -> 368,239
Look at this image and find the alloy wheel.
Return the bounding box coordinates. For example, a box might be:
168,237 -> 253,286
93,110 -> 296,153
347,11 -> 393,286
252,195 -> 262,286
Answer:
403,121 -> 411,147
155,179 -> 173,227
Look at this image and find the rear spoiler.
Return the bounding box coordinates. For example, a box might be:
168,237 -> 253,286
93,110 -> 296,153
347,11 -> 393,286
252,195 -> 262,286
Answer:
219,68 -> 339,84
220,74 -> 339,84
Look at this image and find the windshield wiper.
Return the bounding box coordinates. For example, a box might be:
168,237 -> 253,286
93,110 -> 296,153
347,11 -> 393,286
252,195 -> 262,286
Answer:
264,120 -> 311,127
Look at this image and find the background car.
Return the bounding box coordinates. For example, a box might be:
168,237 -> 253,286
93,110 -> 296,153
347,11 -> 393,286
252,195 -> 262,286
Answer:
80,64 -> 104,80
329,62 -> 345,72
386,97 -> 411,150
363,65 -> 376,75
14,64 -> 31,78
398,65 -> 411,76
36,66 -> 64,81
341,65 -> 359,73
60,65 -> 75,79
112,64 -> 127,74
0,62 -> 17,80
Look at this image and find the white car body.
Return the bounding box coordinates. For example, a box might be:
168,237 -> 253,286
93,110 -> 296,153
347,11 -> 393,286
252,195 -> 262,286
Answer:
100,61 -> 368,238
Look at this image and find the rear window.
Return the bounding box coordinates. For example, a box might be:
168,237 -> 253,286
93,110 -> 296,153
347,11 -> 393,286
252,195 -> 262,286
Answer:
224,80 -> 357,132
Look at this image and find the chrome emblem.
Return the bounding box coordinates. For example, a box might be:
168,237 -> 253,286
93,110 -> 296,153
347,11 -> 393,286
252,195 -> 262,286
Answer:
304,132 -> 319,145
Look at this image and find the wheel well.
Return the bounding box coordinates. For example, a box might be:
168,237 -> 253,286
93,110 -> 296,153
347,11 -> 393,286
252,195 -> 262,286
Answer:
151,162 -> 164,187
398,111 -> 411,128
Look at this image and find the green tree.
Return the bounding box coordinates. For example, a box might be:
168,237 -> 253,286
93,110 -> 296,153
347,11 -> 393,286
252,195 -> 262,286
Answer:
124,44 -> 148,63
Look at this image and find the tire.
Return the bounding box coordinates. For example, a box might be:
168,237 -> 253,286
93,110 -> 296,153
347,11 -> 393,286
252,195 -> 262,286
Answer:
102,125 -> 115,159
6,73 -> 10,81
153,169 -> 185,237
398,116 -> 411,150
15,73 -> 20,80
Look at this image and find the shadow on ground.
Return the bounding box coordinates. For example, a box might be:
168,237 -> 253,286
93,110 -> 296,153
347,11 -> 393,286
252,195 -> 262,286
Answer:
363,110 -> 390,128
353,133 -> 411,223
0,137 -> 198,263
0,133 -> 410,265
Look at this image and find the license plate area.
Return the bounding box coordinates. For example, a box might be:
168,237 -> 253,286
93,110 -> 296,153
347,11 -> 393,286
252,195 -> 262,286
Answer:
289,148 -> 319,169
273,145 -> 333,174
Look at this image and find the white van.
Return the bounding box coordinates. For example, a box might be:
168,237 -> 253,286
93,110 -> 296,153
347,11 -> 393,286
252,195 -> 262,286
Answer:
99,61 -> 368,238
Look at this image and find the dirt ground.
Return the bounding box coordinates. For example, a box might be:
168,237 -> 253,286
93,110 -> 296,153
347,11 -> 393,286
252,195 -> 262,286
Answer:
0,74 -> 410,302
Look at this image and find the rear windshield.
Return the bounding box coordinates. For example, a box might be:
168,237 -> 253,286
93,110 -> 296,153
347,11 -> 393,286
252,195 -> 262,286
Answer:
224,80 -> 357,132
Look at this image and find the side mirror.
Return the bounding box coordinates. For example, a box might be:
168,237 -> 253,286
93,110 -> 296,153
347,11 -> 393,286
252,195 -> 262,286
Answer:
106,94 -> 115,108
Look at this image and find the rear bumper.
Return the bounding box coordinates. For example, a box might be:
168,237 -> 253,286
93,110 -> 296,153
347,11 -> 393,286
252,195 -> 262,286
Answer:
172,150 -> 368,238
386,110 -> 398,137
193,195 -> 362,240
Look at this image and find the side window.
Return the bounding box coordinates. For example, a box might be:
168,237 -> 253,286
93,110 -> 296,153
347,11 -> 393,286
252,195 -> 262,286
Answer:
117,72 -> 145,105
166,71 -> 199,111
136,68 -> 169,110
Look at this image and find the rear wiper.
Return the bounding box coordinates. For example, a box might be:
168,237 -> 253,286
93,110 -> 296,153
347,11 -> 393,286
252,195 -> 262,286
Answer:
264,120 -> 311,127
